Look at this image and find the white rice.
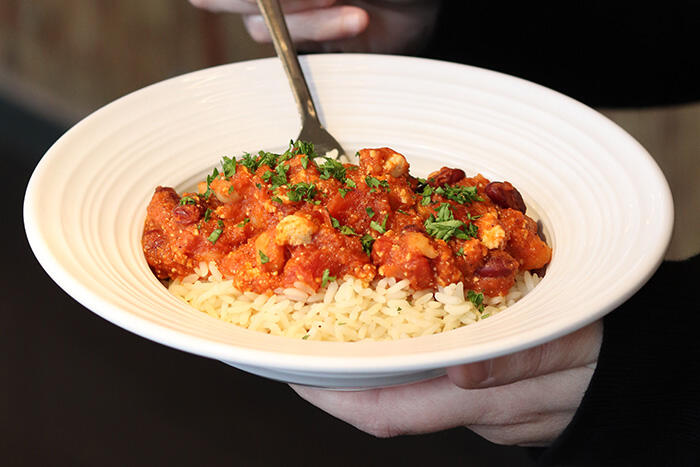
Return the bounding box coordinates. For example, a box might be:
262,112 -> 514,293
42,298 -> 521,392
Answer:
168,261 -> 541,342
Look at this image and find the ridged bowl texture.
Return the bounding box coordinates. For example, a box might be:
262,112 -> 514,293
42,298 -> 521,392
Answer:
24,55 -> 673,388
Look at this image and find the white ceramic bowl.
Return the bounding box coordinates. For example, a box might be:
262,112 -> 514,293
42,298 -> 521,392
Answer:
24,54 -> 673,389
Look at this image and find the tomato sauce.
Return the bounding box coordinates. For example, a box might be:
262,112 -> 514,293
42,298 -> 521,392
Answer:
142,144 -> 551,297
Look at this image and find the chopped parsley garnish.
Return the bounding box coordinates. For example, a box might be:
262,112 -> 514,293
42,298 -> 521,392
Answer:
262,163 -> 289,189
419,185 -> 434,205
456,247 -> 464,257
287,182 -> 317,203
257,151 -> 279,170
330,217 -> 341,229
365,207 -> 375,218
396,209 -> 409,215
360,234 -> 375,256
221,156 -> 237,177
203,208 -> 212,222
302,334 -> 310,340
339,225 -> 359,236
203,168 -> 219,199
287,140 -> 317,158
239,152 -> 258,172
365,176 -> 389,193
370,215 -> 388,234
414,177 -> 429,192
318,158 -> 346,182
236,217 -> 250,228
258,250 -> 270,264
300,154 -> 309,169
435,184 -> 483,205
345,178 -> 357,188
321,269 -> 336,287
424,203 -> 478,241
207,220 -> 224,244
338,188 -> 352,198
467,290 -> 485,312
179,196 -> 197,205
271,196 -> 283,204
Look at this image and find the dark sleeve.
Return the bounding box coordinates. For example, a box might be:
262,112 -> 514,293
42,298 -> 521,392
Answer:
534,255 -> 700,466
421,1 -> 700,108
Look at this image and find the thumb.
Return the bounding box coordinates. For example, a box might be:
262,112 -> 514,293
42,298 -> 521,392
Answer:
447,320 -> 603,389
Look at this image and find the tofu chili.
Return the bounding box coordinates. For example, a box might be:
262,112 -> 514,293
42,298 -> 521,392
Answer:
142,142 -> 551,297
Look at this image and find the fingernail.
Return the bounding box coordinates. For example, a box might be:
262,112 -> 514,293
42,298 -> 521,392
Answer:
470,359 -> 493,386
341,9 -> 367,36
449,359 -> 494,388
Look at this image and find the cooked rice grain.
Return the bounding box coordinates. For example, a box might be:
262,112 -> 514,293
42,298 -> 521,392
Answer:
168,270 -> 540,342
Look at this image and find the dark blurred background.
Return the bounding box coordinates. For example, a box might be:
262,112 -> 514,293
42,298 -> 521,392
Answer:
1,2 -> 537,466
2,2 -> 698,466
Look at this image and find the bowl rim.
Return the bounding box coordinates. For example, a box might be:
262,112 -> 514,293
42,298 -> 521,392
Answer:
23,53 -> 674,374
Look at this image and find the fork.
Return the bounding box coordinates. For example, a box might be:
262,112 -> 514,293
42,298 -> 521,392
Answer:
256,0 -> 346,159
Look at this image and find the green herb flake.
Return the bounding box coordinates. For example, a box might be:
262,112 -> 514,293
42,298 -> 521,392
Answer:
424,203 -> 478,241
365,207 -> 375,218
318,158 -> 347,182
435,184 -> 483,205
365,176 -> 389,192
396,209 -> 409,215
258,250 -> 270,264
239,152 -> 258,172
288,140 -> 317,158
360,234 -> 375,256
287,182 -> 317,203
300,154 -> 309,169
204,168 -> 220,199
456,247 -> 464,257
467,290 -> 485,312
370,215 -> 388,234
419,185 -> 434,206
321,268 -> 336,288
345,178 -> 357,188
257,151 -> 279,170
339,225 -> 359,236
330,217 -> 341,229
203,208 -> 212,222
236,217 -> 250,228
221,156 -> 237,177
179,196 -> 197,206
338,188 -> 352,198
207,220 -> 224,244
271,196 -> 283,204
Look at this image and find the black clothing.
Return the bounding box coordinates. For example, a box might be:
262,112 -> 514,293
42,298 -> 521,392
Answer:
424,2 -> 700,108
425,3 -> 700,465
538,255 -> 700,466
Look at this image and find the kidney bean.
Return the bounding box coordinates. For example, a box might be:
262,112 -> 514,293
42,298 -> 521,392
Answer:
476,252 -> 519,277
484,181 -> 526,213
401,224 -> 424,233
427,167 -> 466,186
173,204 -> 202,225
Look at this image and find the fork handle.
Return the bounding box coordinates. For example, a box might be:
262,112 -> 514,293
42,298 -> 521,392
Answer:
256,0 -> 321,128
